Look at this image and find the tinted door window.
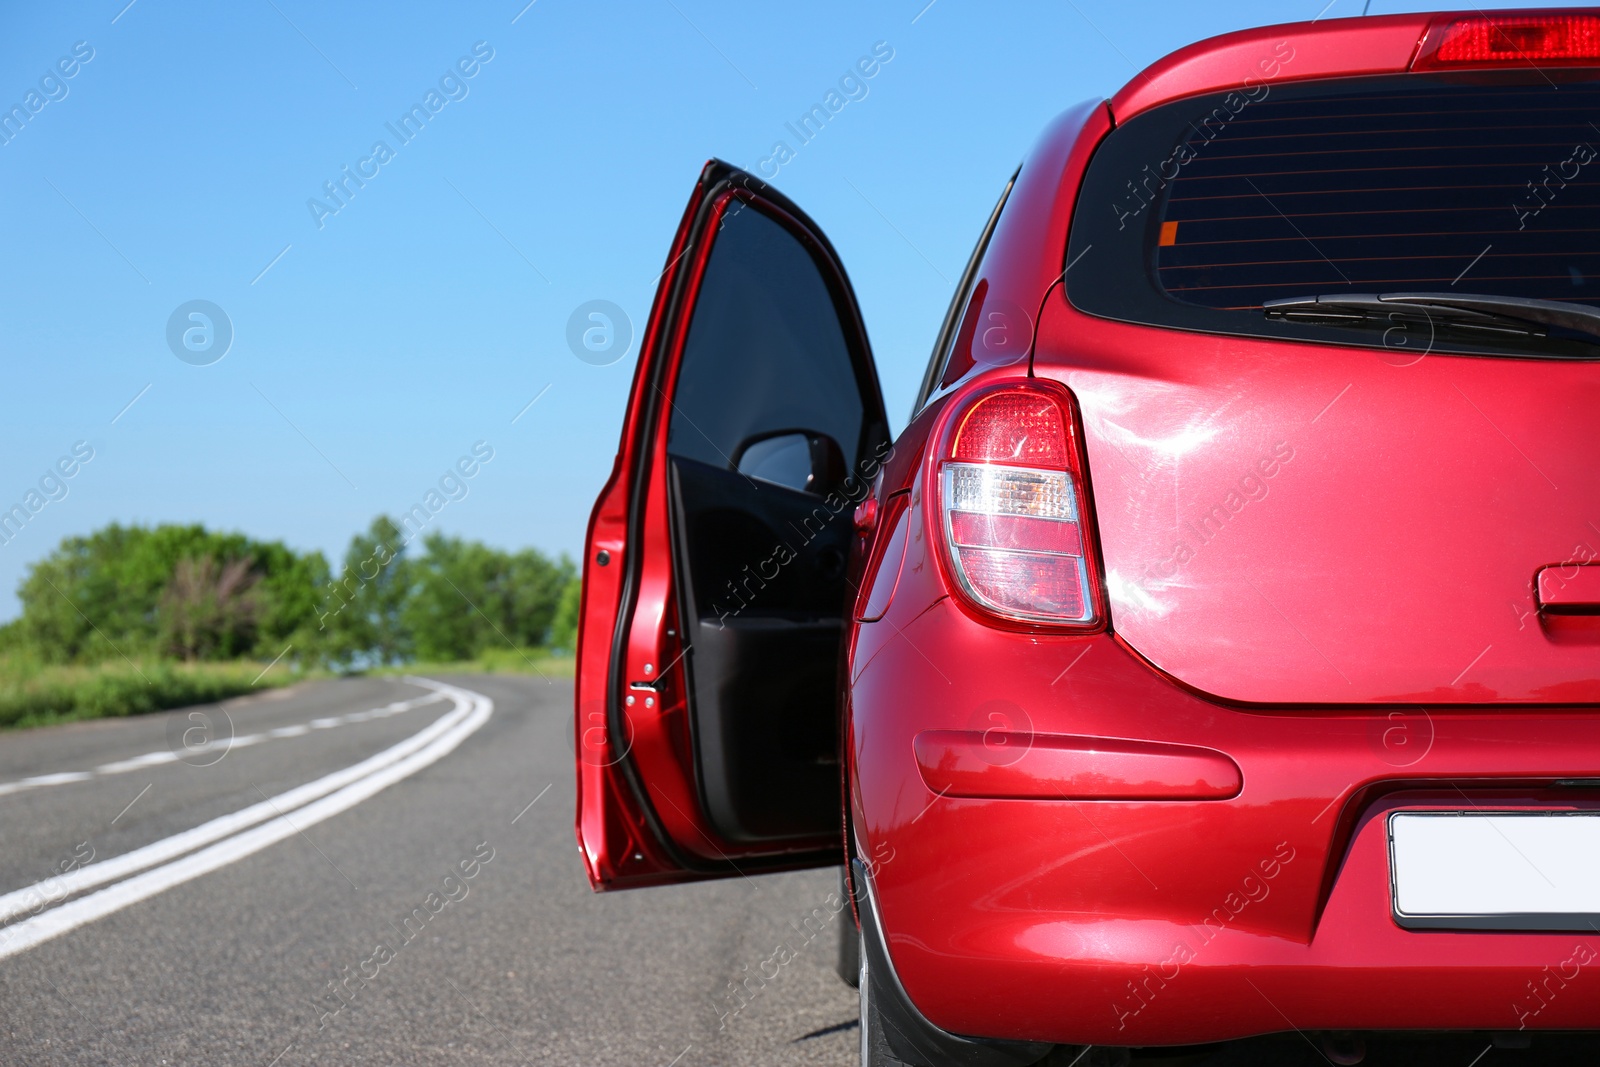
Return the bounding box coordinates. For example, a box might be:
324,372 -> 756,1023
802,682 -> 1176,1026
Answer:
668,203 -> 866,470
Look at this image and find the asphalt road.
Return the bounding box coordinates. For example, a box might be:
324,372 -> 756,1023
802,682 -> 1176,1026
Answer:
0,675 -> 859,1066
4,675 -> 1598,1067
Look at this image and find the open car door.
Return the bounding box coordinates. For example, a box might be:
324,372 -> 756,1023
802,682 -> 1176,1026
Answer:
575,161 -> 890,890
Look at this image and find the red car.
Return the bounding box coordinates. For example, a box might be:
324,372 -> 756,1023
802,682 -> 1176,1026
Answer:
575,9 -> 1600,1063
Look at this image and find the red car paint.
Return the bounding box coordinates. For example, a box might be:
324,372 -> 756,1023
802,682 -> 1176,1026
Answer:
577,7 -> 1600,1052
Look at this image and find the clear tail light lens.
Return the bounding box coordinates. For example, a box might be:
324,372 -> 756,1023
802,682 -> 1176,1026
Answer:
937,387 -> 1100,625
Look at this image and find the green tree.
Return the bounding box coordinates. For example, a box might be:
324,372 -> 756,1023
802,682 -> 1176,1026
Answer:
319,516 -> 412,667
11,517 -> 569,671
504,548 -> 575,648
548,576 -> 580,652
404,534 -> 574,661
159,556 -> 259,661
15,524 -> 327,664
252,540 -> 332,659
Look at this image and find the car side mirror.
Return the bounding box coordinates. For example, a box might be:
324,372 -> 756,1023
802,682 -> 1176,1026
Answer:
734,430 -> 847,495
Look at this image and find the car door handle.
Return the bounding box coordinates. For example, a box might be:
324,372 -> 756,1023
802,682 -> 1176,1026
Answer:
1537,563 -> 1600,614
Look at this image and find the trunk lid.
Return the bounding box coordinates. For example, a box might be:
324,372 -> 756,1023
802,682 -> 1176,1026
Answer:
1049,63 -> 1600,705
1037,317 -> 1600,705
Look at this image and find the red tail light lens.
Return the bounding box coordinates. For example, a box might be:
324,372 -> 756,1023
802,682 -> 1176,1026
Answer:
938,386 -> 1100,626
951,392 -> 1069,467
1414,14 -> 1600,69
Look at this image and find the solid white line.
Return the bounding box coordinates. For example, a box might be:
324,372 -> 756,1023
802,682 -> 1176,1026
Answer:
0,680 -> 471,928
0,679 -> 492,959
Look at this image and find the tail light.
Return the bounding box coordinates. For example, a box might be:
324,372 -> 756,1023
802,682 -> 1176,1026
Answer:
936,384 -> 1102,626
1414,13 -> 1600,70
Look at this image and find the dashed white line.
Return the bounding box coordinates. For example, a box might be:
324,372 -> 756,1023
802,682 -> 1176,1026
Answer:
98,752 -> 177,774
0,692 -> 445,798
0,679 -> 486,940
20,773 -> 94,787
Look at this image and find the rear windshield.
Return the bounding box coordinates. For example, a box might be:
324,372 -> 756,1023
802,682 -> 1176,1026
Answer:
1067,74 -> 1600,356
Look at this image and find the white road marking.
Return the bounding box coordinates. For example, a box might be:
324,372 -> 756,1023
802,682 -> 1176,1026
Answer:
94,752 -> 179,775
0,679 -> 492,959
0,691 -> 446,797
0,680 -> 474,929
20,773 -> 94,786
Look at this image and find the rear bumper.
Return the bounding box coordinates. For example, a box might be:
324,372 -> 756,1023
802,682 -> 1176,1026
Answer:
848,595 -> 1600,1046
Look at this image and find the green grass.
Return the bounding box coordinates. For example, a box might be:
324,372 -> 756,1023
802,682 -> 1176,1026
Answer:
0,647 -> 571,731
0,654 -> 311,730
372,646 -> 575,680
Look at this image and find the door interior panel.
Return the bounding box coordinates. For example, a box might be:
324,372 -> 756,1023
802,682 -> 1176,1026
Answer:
687,617 -> 840,841
670,457 -> 852,843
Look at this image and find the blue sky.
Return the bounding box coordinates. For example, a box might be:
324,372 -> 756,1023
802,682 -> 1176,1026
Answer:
0,0 -> 1580,617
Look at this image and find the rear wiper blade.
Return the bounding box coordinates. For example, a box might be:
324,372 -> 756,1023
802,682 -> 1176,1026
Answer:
1263,292 -> 1600,346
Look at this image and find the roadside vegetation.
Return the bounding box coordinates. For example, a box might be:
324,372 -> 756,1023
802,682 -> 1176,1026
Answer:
0,516 -> 579,728
372,645 -> 577,681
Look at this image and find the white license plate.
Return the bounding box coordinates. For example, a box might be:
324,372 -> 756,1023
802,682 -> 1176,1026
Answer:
1389,811 -> 1600,930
